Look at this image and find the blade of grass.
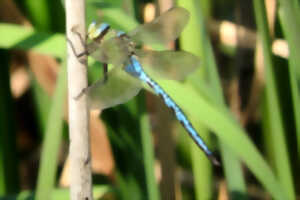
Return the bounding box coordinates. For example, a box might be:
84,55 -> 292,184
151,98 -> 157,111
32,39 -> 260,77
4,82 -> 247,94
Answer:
175,2 -> 214,199
221,144 -> 247,199
139,93 -> 160,200
16,0 -> 51,31
0,23 -> 65,59
278,1 -> 300,162
31,77 -> 52,135
35,61 -> 67,200
290,0 -> 300,11
253,1 -> 295,199
177,0 -> 247,199
190,125 -> 213,200
157,79 -> 287,200
277,1 -> 300,70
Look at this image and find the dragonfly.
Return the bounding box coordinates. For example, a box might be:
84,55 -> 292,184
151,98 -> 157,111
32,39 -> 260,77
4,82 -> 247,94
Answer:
70,7 -> 219,165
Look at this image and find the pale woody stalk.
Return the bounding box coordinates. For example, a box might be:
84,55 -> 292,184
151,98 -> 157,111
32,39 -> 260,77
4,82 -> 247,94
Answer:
65,0 -> 93,199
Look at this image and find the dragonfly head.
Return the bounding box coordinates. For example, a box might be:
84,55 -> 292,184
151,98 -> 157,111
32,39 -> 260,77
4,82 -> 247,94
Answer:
87,22 -> 110,40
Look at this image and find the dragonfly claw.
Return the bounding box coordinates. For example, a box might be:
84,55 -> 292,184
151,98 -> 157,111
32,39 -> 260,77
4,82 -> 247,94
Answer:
74,87 -> 87,100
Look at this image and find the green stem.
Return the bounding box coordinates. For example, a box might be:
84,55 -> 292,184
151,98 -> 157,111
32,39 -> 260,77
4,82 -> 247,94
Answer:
253,0 -> 295,199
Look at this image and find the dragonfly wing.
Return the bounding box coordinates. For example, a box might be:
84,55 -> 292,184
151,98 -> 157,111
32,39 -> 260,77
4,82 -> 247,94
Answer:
86,68 -> 142,110
87,36 -> 131,67
135,49 -> 200,80
128,7 -> 190,45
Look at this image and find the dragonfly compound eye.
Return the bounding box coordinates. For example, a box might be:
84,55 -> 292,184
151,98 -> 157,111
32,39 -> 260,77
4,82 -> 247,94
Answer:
88,23 -> 110,40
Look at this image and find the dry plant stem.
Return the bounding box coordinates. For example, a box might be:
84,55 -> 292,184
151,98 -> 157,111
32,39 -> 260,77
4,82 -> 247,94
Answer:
65,0 -> 93,200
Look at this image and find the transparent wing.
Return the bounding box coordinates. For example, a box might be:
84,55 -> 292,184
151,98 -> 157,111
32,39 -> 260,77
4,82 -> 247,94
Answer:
128,7 -> 190,45
135,49 -> 200,80
86,68 -> 142,110
87,36 -> 131,67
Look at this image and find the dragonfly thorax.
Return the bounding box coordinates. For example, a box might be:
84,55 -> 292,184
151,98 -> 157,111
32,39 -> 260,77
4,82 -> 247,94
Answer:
92,34 -> 135,67
88,22 -> 138,67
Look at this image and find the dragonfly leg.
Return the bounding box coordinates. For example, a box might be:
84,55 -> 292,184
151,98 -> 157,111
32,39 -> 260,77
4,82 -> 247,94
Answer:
71,26 -> 88,47
67,26 -> 89,61
74,84 -> 97,100
74,70 -> 109,100
66,37 -> 88,62
68,24 -> 111,60
74,87 -> 88,100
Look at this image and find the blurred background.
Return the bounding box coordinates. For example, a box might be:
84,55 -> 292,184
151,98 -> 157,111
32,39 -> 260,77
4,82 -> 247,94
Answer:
0,0 -> 299,199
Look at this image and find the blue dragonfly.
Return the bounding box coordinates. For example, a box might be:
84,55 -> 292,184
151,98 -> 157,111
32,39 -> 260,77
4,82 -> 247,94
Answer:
72,7 -> 219,165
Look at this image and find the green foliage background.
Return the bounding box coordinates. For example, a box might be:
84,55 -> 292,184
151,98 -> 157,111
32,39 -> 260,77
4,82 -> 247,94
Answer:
0,0 -> 299,199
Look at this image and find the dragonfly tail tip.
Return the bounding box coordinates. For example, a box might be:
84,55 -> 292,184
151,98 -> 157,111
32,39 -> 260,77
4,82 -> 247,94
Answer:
209,155 -> 220,166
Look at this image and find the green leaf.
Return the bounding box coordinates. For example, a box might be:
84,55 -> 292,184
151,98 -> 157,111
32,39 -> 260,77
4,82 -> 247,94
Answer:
0,23 -> 65,58
35,61 -> 67,200
253,0 -> 295,199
